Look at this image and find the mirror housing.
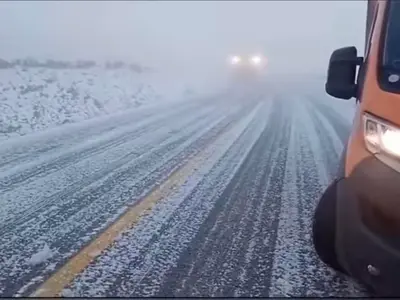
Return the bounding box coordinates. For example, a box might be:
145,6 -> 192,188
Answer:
325,46 -> 363,100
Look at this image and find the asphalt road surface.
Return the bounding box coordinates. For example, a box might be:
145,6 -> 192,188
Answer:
0,88 -> 367,297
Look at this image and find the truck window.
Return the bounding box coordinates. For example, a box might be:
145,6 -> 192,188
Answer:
382,0 -> 400,72
380,0 -> 400,89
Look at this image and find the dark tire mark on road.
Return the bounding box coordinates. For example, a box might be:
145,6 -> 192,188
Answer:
154,99 -> 290,297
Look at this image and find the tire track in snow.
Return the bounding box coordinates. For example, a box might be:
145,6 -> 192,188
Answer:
0,92 -> 365,297
63,99 -> 271,297
0,102 -> 216,191
269,97 -> 366,297
295,123 -> 365,297
157,98 -> 290,297
306,102 -> 343,180
1,114 -> 219,296
0,106 -> 216,230
64,95 -> 363,298
0,99 -> 260,297
0,99 -> 202,171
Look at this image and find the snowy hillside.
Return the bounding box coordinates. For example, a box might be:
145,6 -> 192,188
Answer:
0,66 -> 201,140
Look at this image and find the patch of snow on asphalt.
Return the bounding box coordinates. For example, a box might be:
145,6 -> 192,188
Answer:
27,243 -> 56,266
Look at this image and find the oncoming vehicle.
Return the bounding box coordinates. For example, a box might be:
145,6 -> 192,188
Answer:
227,54 -> 267,83
312,0 -> 400,296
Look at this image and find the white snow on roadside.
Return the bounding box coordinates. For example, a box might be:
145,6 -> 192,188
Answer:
0,66 -> 218,140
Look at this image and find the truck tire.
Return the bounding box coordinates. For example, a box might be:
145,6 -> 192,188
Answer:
312,180 -> 346,273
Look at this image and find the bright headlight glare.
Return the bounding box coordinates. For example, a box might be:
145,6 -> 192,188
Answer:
230,55 -> 241,64
381,129 -> 400,156
364,113 -> 400,157
250,55 -> 261,65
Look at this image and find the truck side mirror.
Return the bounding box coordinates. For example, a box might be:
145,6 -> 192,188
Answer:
325,46 -> 363,100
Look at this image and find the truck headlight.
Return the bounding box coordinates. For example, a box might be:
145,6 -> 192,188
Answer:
364,113 -> 400,159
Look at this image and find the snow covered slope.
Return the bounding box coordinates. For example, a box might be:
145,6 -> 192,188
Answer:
0,66 -> 202,140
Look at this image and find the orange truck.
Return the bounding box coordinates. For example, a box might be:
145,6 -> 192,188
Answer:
312,0 -> 400,296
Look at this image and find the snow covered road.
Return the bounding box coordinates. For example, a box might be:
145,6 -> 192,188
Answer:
0,90 -> 366,297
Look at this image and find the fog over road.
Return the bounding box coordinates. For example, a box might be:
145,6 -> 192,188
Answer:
0,86 -> 366,297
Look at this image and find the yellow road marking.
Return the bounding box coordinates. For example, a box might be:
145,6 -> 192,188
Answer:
30,103 -> 259,297
29,109 -> 250,297
31,156 -> 203,297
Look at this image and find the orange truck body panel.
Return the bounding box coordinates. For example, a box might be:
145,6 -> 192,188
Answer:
345,0 -> 400,177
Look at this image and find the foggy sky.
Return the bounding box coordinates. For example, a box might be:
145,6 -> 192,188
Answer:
0,1 -> 366,74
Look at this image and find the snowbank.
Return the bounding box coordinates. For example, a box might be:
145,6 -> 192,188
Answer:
0,67 -> 212,140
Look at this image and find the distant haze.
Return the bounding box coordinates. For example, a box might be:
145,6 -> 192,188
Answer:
0,1 -> 366,76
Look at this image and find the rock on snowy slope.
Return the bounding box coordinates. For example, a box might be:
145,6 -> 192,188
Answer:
0,66 -> 197,141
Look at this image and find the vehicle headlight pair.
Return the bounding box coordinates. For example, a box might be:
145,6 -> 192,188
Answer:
364,113 -> 400,169
230,55 -> 262,65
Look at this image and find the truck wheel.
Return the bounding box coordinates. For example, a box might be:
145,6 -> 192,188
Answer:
312,181 -> 346,273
